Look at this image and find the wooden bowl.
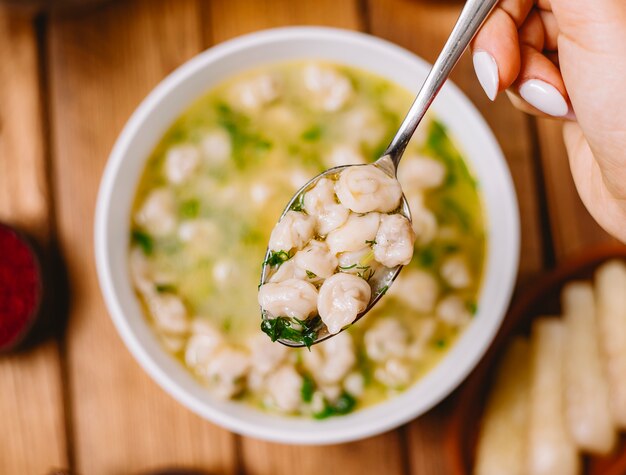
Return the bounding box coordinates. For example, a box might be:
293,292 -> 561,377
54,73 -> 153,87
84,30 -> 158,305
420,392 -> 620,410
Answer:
446,244 -> 626,475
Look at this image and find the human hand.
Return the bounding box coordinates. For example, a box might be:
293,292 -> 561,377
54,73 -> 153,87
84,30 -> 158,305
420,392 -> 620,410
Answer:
471,0 -> 626,241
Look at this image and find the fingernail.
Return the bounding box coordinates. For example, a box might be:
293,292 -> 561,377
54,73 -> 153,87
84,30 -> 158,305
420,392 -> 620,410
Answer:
473,51 -> 499,101
519,79 -> 568,117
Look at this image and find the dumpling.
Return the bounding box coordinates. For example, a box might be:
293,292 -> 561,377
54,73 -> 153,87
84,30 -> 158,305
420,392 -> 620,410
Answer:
206,347 -> 250,399
437,295 -> 472,327
303,331 -> 356,385
185,319 -> 224,372
317,273 -> 371,335
201,128 -> 232,164
303,178 -> 350,235
440,255 -> 472,289
293,240 -> 338,281
230,73 -> 281,111
268,258 -> 298,283
409,198 -> 438,245
326,212 -> 380,255
266,365 -> 303,412
303,63 -> 353,112
258,278 -> 318,320
387,269 -> 439,313
135,188 -> 176,237
164,144 -> 200,184
268,210 -> 315,252
325,144 -> 366,169
248,333 -> 288,376
337,246 -> 380,277
147,293 -> 188,335
398,155 -> 446,190
364,318 -> 409,362
335,164 -> 402,213
373,214 -> 416,267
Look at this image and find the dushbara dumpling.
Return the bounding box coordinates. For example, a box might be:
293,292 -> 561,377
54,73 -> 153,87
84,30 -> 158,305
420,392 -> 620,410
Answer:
268,210 -> 315,252
335,164 -> 403,214
134,188 -> 177,237
164,144 -> 200,185
303,63 -> 353,112
317,273 -> 371,335
373,214 -> 416,267
258,278 -> 318,320
303,177 -> 350,235
293,239 -> 338,281
325,212 -> 380,255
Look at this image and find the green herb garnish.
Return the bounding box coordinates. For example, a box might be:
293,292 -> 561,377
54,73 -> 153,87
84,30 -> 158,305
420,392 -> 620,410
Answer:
301,125 -> 323,141
377,285 -> 389,297
357,268 -> 374,282
338,263 -> 357,270
313,392 -> 357,419
132,230 -> 153,255
179,199 -> 200,218
305,270 -> 317,279
263,250 -> 291,267
436,339 -> 447,348
417,247 -> 436,268
260,315 -> 322,349
467,301 -> 478,315
155,283 -> 177,293
365,239 -> 377,245
301,374 -> 315,403
291,193 -> 305,212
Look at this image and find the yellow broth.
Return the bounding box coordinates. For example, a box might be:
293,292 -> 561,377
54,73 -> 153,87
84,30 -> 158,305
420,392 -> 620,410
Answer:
130,62 -> 485,416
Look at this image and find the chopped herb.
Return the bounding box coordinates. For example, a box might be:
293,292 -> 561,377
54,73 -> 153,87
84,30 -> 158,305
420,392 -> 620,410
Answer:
467,301 -> 478,315
291,193 -> 305,212
313,392 -> 357,419
179,199 -> 200,218
417,247 -> 436,268
263,250 -> 291,267
301,374 -> 315,403
443,243 -> 460,254
305,270 -> 317,279
377,285 -> 389,297
338,263 -> 357,270
155,283 -> 177,293
222,318 -> 232,332
436,339 -> 447,348
132,230 -> 153,255
365,239 -> 377,245
260,315 -> 322,349
301,125 -> 323,141
357,268 -> 374,282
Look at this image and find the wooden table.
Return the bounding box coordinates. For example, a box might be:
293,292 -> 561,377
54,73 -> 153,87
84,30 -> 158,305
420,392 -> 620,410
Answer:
0,1 -> 617,473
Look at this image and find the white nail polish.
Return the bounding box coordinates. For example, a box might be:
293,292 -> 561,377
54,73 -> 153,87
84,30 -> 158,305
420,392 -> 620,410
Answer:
519,79 -> 568,117
473,51 -> 499,101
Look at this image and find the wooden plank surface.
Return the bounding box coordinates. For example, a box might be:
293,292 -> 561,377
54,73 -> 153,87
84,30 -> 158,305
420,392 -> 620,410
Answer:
47,1 -> 236,473
206,1 -> 407,474
0,8 -> 68,474
0,0 -> 618,473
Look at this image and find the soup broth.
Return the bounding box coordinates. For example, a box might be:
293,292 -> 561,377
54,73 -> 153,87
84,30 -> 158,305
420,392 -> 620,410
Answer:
130,62 -> 485,417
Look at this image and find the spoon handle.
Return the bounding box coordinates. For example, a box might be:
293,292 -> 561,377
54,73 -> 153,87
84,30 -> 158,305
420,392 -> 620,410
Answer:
383,0 -> 499,168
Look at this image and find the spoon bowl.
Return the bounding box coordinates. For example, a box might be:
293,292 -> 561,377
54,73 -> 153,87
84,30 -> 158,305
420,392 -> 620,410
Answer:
259,155 -> 412,347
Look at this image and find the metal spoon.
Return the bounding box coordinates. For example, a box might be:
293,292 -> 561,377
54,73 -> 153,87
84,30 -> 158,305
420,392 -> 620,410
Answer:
260,0 -> 499,347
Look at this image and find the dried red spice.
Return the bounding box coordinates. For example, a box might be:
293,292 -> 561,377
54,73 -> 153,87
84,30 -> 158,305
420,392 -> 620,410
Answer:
0,223 -> 43,352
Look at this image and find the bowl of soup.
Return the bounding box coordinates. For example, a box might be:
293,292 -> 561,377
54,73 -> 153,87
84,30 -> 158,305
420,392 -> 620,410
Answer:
95,27 -> 520,444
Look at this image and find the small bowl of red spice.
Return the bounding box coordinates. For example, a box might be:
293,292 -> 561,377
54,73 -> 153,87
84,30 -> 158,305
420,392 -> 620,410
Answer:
0,223 -> 44,352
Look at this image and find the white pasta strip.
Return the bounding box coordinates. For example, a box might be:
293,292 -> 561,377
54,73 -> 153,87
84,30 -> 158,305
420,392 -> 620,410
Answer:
595,260 -> 626,427
527,317 -> 579,475
475,337 -> 530,475
562,281 -> 615,454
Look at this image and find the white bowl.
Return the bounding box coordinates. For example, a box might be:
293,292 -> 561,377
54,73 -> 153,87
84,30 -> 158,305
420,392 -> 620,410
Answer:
95,27 -> 520,445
